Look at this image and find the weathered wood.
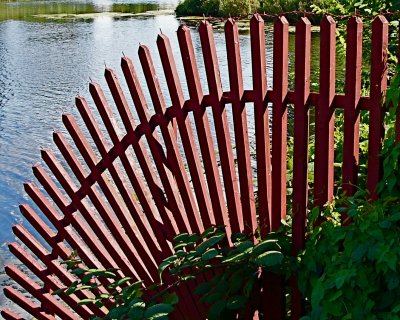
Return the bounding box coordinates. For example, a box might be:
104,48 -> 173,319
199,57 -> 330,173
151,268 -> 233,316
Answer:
199,20 -> 243,234
271,16 -> 289,231
177,25 -> 229,232
314,15 -> 336,206
225,18 -> 257,235
368,15 -> 388,199
342,17 -> 363,196
250,13 -> 272,237
291,17 -> 311,320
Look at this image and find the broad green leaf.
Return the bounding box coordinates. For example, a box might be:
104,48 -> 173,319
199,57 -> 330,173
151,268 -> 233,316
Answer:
71,268 -> 86,276
107,305 -> 128,319
143,303 -> 174,319
108,276 -> 132,289
195,233 -> 226,256
173,233 -> 189,243
78,298 -> 96,305
252,239 -> 280,256
253,251 -> 283,267
202,248 -> 219,261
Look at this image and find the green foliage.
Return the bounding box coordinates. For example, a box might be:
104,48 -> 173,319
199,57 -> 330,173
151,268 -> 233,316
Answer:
219,0 -> 259,17
160,225 -> 291,319
53,252 -> 178,320
175,0 -> 219,17
297,67 -> 400,319
298,192 -> 400,319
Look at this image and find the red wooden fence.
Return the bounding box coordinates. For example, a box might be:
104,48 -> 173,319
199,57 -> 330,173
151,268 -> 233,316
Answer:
1,14 -> 390,319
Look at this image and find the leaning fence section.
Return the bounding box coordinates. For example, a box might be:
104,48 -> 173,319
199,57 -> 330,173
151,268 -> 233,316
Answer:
1,13 -> 390,320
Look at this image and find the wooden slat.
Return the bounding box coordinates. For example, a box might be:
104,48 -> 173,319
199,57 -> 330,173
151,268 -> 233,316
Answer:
8,242 -> 95,319
250,13 -> 272,236
271,16 -> 289,230
314,16 -> 336,207
177,25 -> 229,231
199,20 -> 243,234
225,18 -> 256,235
260,15 -> 290,320
119,55 -> 192,235
5,266 -> 77,320
4,287 -> 55,320
175,26 -> 227,318
59,113 -> 160,277
138,44 -> 203,235
30,166 -> 119,273
75,96 -> 170,256
342,17 -> 363,195
291,17 -> 312,320
89,80 -> 178,241
11,220 -> 106,317
367,15 -> 388,199
50,130 -> 154,283
292,16 -> 312,253
1,309 -> 25,320
157,32 -> 215,229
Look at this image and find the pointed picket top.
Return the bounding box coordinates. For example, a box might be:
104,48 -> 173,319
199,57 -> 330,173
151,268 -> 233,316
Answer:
250,13 -> 267,97
120,55 -> 153,125
157,32 -> 185,110
177,23 -> 203,104
225,17 -> 244,96
198,20 -> 223,99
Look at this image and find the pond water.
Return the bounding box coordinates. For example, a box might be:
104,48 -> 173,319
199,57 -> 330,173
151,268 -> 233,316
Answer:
0,1 -> 326,308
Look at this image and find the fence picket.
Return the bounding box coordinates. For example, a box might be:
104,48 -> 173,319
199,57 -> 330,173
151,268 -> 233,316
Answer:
250,13 -> 272,236
368,15 -> 388,199
272,16 -> 289,230
225,18 -> 257,235
157,33 -> 214,228
292,17 -> 312,319
343,17 -> 363,196
314,16 -> 336,206
177,25 -> 229,231
139,45 -> 203,234
199,20 -> 243,233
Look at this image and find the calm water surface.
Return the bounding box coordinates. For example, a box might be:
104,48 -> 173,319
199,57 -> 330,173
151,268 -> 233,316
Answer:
0,1 -> 324,301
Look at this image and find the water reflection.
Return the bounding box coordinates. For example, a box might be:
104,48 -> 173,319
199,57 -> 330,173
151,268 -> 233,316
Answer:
0,0 -> 176,21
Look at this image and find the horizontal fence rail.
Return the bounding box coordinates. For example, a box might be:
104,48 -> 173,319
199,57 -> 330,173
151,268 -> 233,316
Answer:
1,13 -> 392,319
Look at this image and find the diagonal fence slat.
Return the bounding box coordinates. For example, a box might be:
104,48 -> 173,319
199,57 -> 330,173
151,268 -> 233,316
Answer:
250,13 -> 272,237
177,25 -> 229,232
139,45 -> 204,235
199,20 -> 243,234
225,18 -> 256,235
157,33 -> 214,229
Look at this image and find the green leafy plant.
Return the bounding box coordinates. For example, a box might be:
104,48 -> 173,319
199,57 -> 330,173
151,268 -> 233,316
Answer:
53,252 -> 178,320
160,225 -> 291,319
297,66 -> 400,320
